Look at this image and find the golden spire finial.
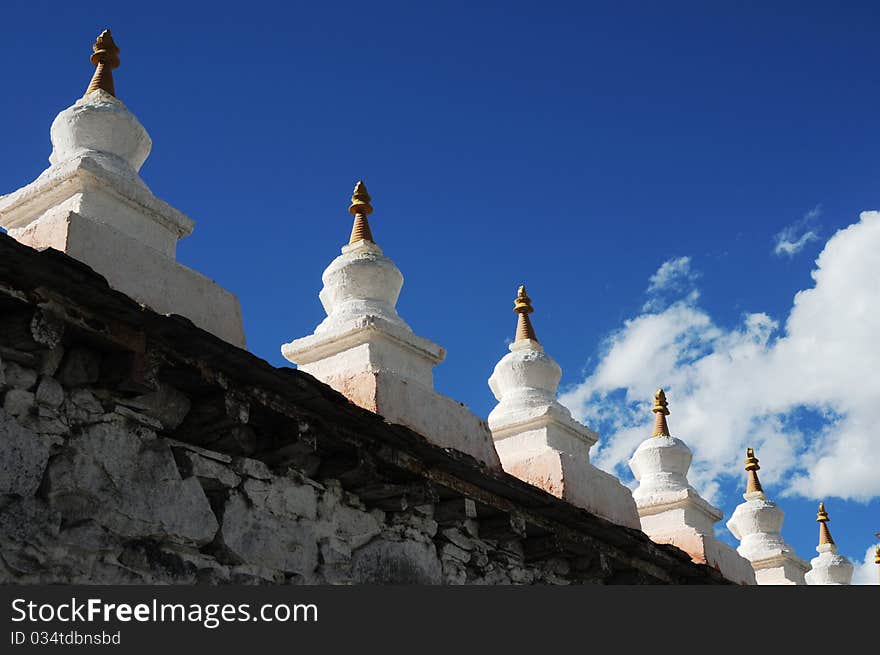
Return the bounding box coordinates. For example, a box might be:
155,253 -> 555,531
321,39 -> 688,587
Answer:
874,545 -> 880,565
816,502 -> 835,546
513,285 -> 538,342
347,180 -> 375,244
651,388 -> 670,437
744,447 -> 763,494
85,29 -> 120,97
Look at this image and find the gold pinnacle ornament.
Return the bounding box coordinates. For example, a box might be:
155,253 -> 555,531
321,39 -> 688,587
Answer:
513,285 -> 538,342
651,388 -> 670,437
816,502 -> 835,546
744,448 -> 763,494
874,545 -> 880,565
348,181 -> 375,244
85,29 -> 120,97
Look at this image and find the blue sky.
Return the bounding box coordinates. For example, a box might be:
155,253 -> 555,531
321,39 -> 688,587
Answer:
2,1 -> 878,579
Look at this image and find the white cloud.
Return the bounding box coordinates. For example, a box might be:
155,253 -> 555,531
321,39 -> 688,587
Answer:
774,230 -> 818,256
560,211 -> 880,504
644,256 -> 700,311
773,205 -> 821,256
647,256 -> 696,293
851,545 -> 880,585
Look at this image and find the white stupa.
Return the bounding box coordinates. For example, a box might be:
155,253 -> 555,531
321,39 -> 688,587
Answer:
803,502 -> 853,585
282,182 -> 500,469
0,30 -> 245,347
628,390 -> 755,584
487,286 -> 639,528
726,449 -> 809,584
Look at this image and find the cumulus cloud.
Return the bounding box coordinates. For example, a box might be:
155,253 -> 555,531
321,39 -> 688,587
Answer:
851,545 -> 880,585
560,211 -> 880,504
773,205 -> 821,256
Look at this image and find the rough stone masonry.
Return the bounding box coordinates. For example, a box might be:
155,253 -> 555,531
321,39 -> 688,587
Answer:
0,234 -> 728,584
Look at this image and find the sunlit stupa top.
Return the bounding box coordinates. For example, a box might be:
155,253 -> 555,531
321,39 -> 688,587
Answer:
513,285 -> 538,343
651,388 -> 670,437
348,181 -> 375,244
488,286 -> 564,413
725,448 -> 809,584
816,502 -> 835,547
804,501 -> 853,584
744,447 -> 763,494
84,29 -> 120,97
47,29 -> 152,178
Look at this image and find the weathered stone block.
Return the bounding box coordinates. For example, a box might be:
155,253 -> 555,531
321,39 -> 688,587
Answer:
232,456 -> 272,480
440,542 -> 471,563
441,527 -> 475,551
351,539 -> 442,584
4,389 -> 35,417
39,347 -> 65,377
63,389 -> 104,425
317,482 -> 383,549
44,422 -> 218,545
111,405 -> 164,430
57,348 -> 101,388
19,405 -> 68,436
3,361 -> 37,390
35,377 -> 64,409
118,384 -> 191,430
243,477 -> 318,521
0,497 -> 62,580
173,447 -> 240,490
219,491 -> 318,574
441,558 -> 468,584
319,537 -> 353,584
0,410 -> 53,497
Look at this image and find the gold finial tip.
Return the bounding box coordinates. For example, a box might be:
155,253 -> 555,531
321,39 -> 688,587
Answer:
347,180 -> 375,243
512,285 -> 537,342
513,285 -> 534,314
85,28 -> 120,97
650,388 -> 670,436
816,502 -> 834,545
744,447 -> 763,492
90,28 -> 120,68
744,448 -> 760,471
652,388 -> 670,415
349,180 -> 373,216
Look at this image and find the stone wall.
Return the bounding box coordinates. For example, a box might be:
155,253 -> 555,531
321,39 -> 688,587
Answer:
0,235 -> 729,584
